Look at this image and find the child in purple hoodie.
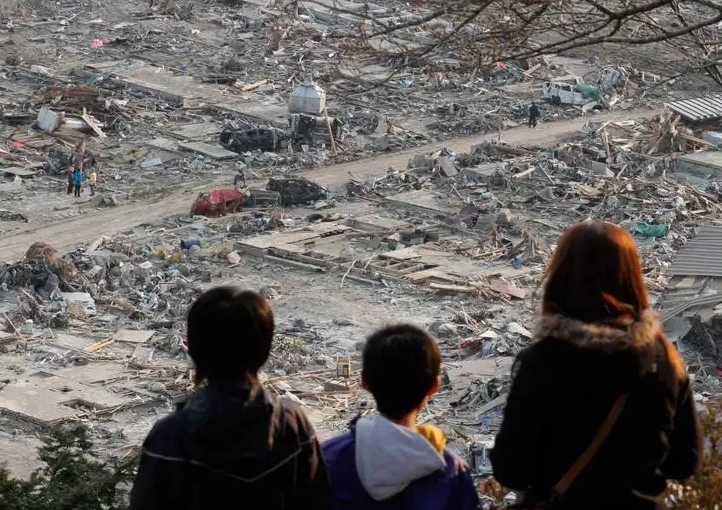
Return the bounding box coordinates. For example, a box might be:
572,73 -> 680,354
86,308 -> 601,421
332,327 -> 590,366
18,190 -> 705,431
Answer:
322,324 -> 480,510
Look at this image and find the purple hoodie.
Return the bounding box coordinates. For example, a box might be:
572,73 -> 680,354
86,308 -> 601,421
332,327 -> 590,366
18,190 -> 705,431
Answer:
322,415 -> 479,510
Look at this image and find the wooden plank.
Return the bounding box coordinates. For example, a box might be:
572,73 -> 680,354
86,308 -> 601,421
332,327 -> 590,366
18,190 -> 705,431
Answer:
238,79 -> 268,92
404,268 -> 455,284
489,279 -> 527,299
81,107 -> 107,139
429,282 -> 476,293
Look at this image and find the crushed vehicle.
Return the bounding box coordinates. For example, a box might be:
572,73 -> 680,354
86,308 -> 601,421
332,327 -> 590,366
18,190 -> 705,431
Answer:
191,188 -> 281,217
542,80 -> 604,108
43,146 -> 96,175
266,177 -> 327,205
220,126 -> 290,153
288,113 -> 345,144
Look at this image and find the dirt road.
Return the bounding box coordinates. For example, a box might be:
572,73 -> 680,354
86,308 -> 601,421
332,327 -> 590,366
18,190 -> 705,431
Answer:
0,108 -> 651,261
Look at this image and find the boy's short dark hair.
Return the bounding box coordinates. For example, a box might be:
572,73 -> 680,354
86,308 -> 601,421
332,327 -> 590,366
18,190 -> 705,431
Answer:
362,324 -> 441,420
187,286 -> 274,385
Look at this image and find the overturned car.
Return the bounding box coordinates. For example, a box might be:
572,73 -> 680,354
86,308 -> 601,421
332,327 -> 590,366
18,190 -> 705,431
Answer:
267,177 -> 327,205
220,127 -> 290,153
191,188 -> 281,217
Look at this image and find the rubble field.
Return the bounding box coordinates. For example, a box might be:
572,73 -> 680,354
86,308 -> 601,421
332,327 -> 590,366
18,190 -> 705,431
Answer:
1,0 -> 722,504
0,0 -> 710,241
3,110 -> 722,497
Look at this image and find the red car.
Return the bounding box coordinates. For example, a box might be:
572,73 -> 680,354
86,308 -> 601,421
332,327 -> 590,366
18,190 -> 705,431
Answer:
190,188 -> 281,217
190,188 -> 246,217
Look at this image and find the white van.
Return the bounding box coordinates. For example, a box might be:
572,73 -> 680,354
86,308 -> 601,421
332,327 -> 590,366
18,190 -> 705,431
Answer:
542,82 -> 587,106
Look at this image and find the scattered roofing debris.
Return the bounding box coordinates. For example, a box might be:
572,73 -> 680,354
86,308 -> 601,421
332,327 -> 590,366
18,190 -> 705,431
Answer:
669,226 -> 722,278
665,95 -> 722,122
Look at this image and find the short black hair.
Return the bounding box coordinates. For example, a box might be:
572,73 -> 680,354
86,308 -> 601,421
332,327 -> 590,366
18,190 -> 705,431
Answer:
187,286 -> 274,385
362,324 -> 441,420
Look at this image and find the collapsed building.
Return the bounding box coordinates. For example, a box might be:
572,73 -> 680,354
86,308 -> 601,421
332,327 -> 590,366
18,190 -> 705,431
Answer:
220,82 -> 346,154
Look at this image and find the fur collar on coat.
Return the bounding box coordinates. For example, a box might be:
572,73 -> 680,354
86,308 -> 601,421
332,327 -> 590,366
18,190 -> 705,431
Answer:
534,311 -> 685,378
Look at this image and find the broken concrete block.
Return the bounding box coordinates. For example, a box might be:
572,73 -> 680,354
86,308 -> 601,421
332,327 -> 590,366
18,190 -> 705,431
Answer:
590,160 -> 614,177
136,260 -> 154,276
408,154 -> 433,170
436,156 -> 458,177
112,329 -> 155,344
37,108 -> 61,132
496,208 -> 514,226
141,158 -> 163,168
41,273 -> 60,298
86,265 -> 105,281
507,322 -> 532,338
430,321 -> 458,338
131,345 -> 155,365
20,320 -> 35,335
64,292 -> 96,316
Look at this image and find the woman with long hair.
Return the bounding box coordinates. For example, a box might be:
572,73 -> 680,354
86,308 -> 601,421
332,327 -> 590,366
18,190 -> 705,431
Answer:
491,221 -> 702,509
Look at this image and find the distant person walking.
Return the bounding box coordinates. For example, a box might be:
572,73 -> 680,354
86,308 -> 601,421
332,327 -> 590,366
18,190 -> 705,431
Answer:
528,101 -> 540,128
72,168 -> 82,197
491,221 -> 702,510
66,168 -> 74,195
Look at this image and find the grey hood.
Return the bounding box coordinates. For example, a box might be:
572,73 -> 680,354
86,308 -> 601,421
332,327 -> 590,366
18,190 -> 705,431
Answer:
355,415 -> 446,501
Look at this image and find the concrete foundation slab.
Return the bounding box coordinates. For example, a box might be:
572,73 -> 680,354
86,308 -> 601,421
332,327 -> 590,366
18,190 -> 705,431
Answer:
346,214 -> 410,232
447,357 -> 515,385
113,329 -> 155,344
0,360 -> 141,425
384,190 -> 462,215
0,381 -> 77,425
49,333 -> 96,351
676,151 -> 722,177
56,362 -> 127,384
146,137 -> 180,152
170,123 -> 222,140
178,142 -> 238,160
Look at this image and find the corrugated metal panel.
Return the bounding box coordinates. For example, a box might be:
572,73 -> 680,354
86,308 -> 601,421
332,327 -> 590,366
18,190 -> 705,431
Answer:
665,94 -> 722,121
669,226 -> 722,276
661,293 -> 722,322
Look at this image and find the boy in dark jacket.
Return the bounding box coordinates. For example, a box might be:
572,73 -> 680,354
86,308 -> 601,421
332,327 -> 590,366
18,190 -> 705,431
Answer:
322,324 -> 479,510
129,287 -> 332,510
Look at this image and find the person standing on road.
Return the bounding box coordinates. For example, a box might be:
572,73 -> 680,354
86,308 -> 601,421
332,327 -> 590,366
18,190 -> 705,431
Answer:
528,101 -> 540,128
88,168 -> 97,196
66,168 -> 74,195
491,221 -> 701,510
72,168 -> 83,197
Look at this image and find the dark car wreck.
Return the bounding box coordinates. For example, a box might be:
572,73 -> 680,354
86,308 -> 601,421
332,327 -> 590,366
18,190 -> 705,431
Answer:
220,127 -> 289,153
266,177 -> 327,205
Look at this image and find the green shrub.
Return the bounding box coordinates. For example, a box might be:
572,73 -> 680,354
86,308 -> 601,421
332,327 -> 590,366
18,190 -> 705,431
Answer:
0,424 -> 137,510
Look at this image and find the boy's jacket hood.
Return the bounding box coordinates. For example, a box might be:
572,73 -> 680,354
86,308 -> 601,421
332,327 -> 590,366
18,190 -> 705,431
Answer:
535,311 -> 684,377
354,415 -> 446,501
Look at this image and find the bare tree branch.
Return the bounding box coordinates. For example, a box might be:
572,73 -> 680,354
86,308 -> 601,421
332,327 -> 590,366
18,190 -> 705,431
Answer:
299,0 -> 722,82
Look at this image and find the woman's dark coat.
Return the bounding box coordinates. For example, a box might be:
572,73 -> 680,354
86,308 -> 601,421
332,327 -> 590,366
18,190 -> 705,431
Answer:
491,312 -> 702,510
